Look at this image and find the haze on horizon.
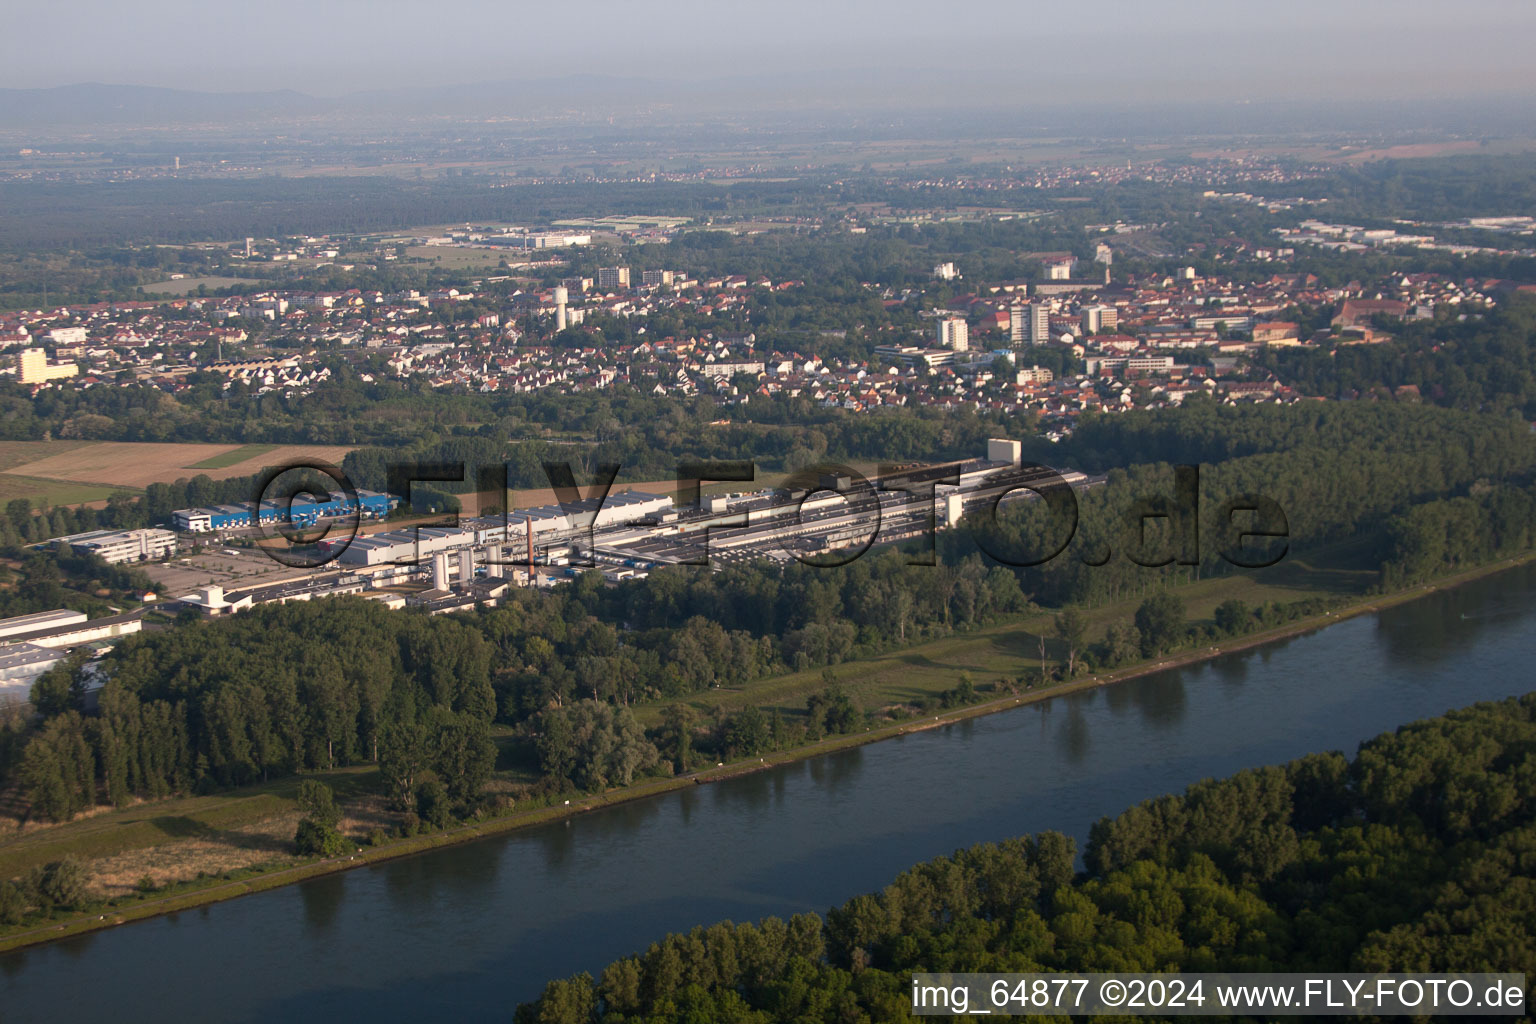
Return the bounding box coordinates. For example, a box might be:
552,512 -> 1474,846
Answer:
7,0 -> 1536,107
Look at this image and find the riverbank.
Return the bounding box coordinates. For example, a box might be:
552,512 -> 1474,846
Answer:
3,550 -> 1533,955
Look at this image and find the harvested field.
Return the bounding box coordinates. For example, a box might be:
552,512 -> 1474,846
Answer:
1,441 -> 357,490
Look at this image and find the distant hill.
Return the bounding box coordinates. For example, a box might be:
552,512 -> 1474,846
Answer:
0,77 -> 690,128
0,72 -> 1014,130
0,83 -> 332,127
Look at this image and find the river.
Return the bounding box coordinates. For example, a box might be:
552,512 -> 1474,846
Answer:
5,565 -> 1535,1022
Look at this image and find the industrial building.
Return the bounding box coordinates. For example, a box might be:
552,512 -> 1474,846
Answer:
513,232 -> 591,249
571,442 -> 1089,573
0,612 -> 143,650
0,643 -> 66,700
178,572 -> 375,617
0,606 -> 149,700
159,445 -> 1093,615
0,608 -> 87,641
326,491 -> 672,567
52,528 -> 178,564
173,490 -> 396,532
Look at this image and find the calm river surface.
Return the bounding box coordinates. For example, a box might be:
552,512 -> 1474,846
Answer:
5,565 -> 1535,1022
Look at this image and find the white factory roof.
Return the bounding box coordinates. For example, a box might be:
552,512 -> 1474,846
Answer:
0,608 -> 88,640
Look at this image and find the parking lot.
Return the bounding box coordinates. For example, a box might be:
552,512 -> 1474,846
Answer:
143,545 -> 323,596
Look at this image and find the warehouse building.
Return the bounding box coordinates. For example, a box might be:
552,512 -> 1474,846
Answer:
173,504 -> 254,532
0,608 -> 87,641
330,526 -> 470,567
174,490 -> 396,532
0,643 -> 66,701
0,611 -> 143,650
327,492 -> 672,567
177,572 -> 373,617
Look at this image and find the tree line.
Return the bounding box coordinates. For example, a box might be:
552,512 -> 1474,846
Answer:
1258,295 -> 1536,418
12,600 -> 497,820
958,401 -> 1536,608
0,472 -> 258,548
0,545 -> 154,620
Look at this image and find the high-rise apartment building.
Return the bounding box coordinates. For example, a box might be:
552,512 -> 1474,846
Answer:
1081,304 -> 1118,335
1010,303 -> 1051,345
937,317 -> 969,352
17,349 -> 78,385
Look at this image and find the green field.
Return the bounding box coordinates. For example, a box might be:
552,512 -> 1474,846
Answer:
0,767 -> 375,882
140,276 -> 263,296
185,444 -> 277,470
632,550 -> 1374,728
0,473 -> 132,508
403,246 -> 512,270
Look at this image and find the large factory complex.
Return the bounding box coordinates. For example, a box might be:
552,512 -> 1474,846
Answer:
102,439 -> 1084,616
171,438 -> 1086,618
2,440 -> 1088,700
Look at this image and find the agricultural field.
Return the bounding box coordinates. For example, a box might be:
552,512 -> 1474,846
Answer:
183,443 -> 278,470
0,440 -> 95,472
0,440 -> 124,505
403,245 -> 514,270
0,473 -> 128,508
0,441 -> 356,493
139,276 -> 264,296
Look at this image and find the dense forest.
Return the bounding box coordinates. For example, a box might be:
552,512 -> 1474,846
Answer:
515,693 -> 1536,1023
17,599 -> 498,819
1259,296 -> 1536,417
0,363 -> 1015,461
970,401 -> 1536,606
1248,153 -> 1536,222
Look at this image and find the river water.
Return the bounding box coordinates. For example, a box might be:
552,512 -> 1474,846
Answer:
5,565 -> 1535,1022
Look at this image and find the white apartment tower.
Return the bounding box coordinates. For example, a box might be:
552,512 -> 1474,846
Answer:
937,317 -> 969,352
1010,303 -> 1051,346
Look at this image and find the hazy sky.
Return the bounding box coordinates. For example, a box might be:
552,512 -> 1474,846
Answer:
7,0 -> 1536,101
